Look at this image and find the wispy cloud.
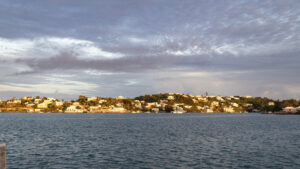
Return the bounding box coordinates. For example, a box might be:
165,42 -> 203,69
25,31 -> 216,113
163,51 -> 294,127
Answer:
0,0 -> 299,99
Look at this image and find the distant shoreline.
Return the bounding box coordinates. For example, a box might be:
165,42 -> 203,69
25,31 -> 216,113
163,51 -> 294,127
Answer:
1,112 -> 299,115
1,93 -> 299,114
0,111 -> 251,114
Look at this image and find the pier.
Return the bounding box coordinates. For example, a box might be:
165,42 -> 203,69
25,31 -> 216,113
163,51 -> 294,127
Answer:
0,143 -> 5,169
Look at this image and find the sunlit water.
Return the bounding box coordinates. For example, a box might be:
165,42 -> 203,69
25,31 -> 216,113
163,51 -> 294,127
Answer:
0,113 -> 299,168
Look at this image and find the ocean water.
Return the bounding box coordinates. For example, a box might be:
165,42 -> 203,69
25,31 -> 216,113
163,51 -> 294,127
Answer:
0,113 -> 299,169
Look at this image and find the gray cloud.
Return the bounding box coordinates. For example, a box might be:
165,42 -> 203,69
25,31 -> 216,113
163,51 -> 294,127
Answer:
15,52 -> 176,73
0,0 -> 299,99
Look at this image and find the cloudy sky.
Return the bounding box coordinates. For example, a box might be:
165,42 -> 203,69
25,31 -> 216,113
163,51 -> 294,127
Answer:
0,0 -> 299,100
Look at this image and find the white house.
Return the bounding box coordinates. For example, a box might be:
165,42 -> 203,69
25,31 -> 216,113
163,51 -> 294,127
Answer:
135,103 -> 142,109
145,102 -> 156,109
244,103 -> 253,107
23,96 -> 33,100
184,105 -> 192,109
55,102 -> 64,106
89,105 -> 101,112
231,103 -> 239,107
43,100 -> 53,105
206,108 -> 213,113
211,101 -> 219,107
192,99 -> 198,103
72,102 -> 80,106
109,106 -> 126,112
99,99 -> 107,104
167,96 -> 174,100
13,100 -> 22,104
283,107 -> 298,113
34,99 -> 42,104
216,96 -> 225,102
243,96 -> 253,98
268,102 -> 275,106
65,106 -> 83,113
37,102 -> 48,109
223,106 -> 235,113
151,108 -> 159,113
117,96 -> 124,99
198,98 -> 208,102
88,97 -> 97,101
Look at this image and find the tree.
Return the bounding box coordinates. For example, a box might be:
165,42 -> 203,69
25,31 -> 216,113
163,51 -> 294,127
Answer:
78,95 -> 87,105
48,104 -> 57,113
164,105 -> 173,112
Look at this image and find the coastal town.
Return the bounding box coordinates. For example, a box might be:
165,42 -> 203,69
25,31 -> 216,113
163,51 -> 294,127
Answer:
0,93 -> 299,114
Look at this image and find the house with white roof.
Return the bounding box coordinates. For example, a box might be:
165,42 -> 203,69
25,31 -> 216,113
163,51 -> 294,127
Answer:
283,107 -> 298,113
37,102 -> 48,109
88,97 -> 97,101
55,102 -> 64,106
231,103 -> 239,107
223,106 -> 235,113
65,106 -> 83,113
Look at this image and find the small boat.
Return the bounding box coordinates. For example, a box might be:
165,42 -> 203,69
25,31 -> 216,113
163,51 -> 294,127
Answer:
171,109 -> 186,114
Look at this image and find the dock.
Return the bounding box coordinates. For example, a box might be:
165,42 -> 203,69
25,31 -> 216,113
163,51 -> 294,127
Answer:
0,143 -> 5,169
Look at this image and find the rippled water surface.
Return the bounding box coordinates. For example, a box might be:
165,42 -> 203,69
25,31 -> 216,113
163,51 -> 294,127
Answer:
0,113 -> 299,168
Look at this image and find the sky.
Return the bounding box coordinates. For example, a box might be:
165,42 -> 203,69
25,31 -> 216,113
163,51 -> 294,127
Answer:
0,0 -> 299,100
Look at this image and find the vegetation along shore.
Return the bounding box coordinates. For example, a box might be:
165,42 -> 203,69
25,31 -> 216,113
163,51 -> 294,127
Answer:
0,93 -> 299,114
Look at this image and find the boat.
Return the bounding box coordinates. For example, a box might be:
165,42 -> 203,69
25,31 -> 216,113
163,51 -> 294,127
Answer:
171,109 -> 186,114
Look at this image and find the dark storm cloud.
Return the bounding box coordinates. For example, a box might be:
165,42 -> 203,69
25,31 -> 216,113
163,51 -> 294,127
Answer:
15,52 -> 176,73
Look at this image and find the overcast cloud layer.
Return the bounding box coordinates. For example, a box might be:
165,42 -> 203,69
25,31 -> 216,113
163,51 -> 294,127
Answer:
0,0 -> 299,100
